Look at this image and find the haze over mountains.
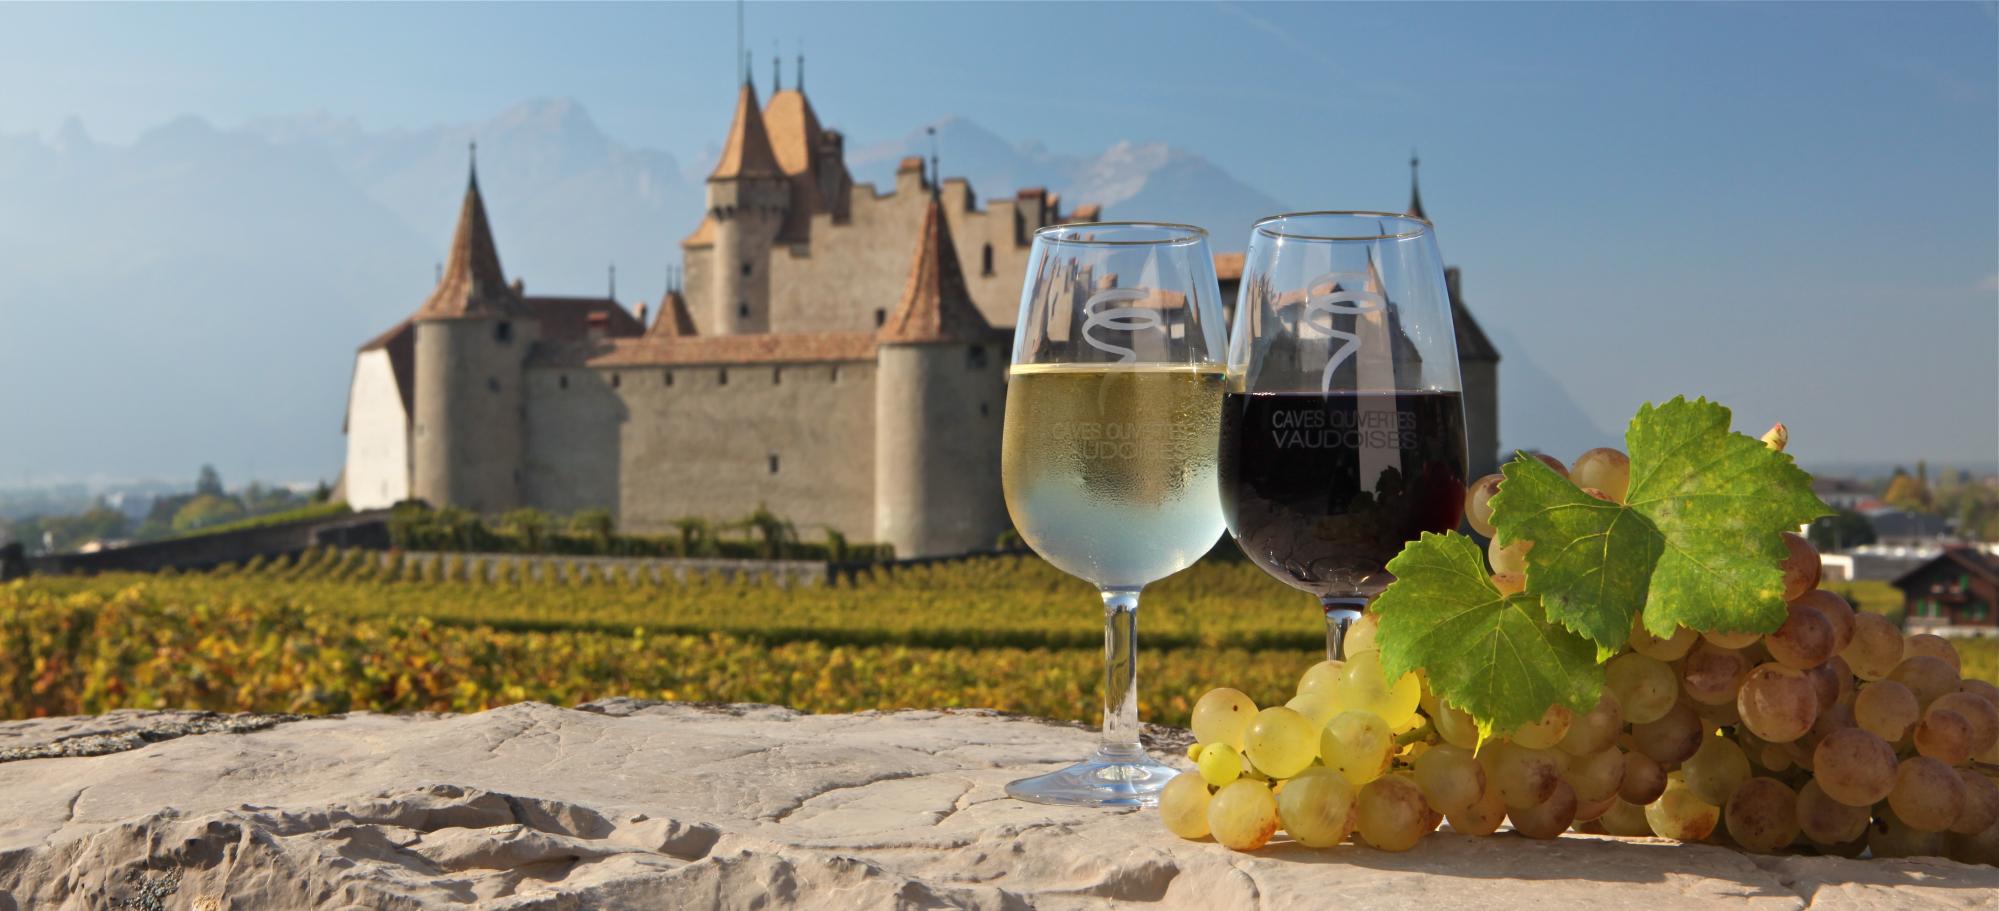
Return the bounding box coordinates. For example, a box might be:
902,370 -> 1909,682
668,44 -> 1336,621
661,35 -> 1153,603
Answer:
0,97 -> 1601,486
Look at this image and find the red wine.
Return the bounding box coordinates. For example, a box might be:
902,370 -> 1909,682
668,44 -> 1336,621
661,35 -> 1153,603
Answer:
1220,390 -> 1468,597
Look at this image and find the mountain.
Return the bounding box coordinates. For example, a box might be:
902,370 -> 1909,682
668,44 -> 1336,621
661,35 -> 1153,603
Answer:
852,117 -> 1290,251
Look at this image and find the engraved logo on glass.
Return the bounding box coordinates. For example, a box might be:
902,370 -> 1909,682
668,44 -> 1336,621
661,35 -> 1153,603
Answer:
1081,288 -> 1164,363
1302,271 -> 1384,393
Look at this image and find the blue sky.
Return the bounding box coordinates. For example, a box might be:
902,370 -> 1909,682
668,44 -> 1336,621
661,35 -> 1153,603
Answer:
1,1 -> 1994,469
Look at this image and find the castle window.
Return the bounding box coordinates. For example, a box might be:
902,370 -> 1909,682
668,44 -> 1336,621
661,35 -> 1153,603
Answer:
495,321 -> 513,343
719,368 -> 729,386
967,346 -> 988,369
768,453 -> 780,475
559,375 -> 569,390
981,243 -> 994,277
738,302 -> 750,319
610,372 -> 621,389
664,370 -> 675,387
772,367 -> 783,385
741,261 -> 753,277
874,308 -> 886,327
488,377 -> 500,393
980,402 -> 990,417
830,365 -> 840,382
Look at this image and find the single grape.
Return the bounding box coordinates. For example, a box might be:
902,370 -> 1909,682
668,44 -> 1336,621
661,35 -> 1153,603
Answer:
1854,680 -> 1920,742
1620,751 -> 1668,804
1599,798 -> 1654,837
1962,679 -> 1999,706
1488,740 -> 1564,808
1208,779 -> 1281,851
1491,572 -> 1525,596
1701,628 -> 1762,650
1527,452 -> 1569,477
1946,817 -> 1999,866
1931,691 -> 1999,757
1465,473 -> 1504,537
1682,733 -> 1751,807
1159,770 -> 1214,839
1343,611 -> 1380,658
1488,536 -> 1532,575
1191,688 -> 1258,751
1446,781 -> 1509,837
1738,663 -> 1819,744
1795,779 -> 1870,846
1559,690 -> 1624,756
1245,706 -> 1319,779
1297,659 -> 1346,697
1197,743 -> 1244,788
1355,775 -> 1431,852
1765,601 -> 1834,670
1275,767 -> 1358,848
1569,447 -> 1631,502
1949,768 -> 1999,836
1508,778 -> 1578,840
1802,659 -> 1849,713
1328,651 -> 1421,728
1842,613 -> 1905,681
1430,698 -> 1479,750
1606,653 -> 1679,724
1889,756 -> 1967,832
1868,809 -> 1947,859
1914,704 -> 1975,765
1284,691 -> 1339,731
1681,641 -> 1753,706
1723,777 -> 1799,854
1631,699 -> 1705,764
1777,532 -> 1820,602
1629,617 -> 1698,662
1562,746 -> 1626,804
1694,696 -> 1743,729
1904,633 -> 1961,672
1323,710 -> 1395,786
1510,703 -> 1574,751
1413,743 -> 1486,816
1574,789 -> 1618,823
1757,743 -> 1794,773
1889,655 -> 1960,708
1645,775 -> 1721,842
1792,589 -> 1855,654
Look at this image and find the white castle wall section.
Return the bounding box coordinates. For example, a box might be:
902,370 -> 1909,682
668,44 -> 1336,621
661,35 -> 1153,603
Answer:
342,349 -> 411,510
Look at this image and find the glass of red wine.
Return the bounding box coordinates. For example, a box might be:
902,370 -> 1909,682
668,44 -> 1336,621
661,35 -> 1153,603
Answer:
1221,212 -> 1469,659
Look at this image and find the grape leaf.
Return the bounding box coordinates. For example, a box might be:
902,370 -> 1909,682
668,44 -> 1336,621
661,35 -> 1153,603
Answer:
1491,396 -> 1830,654
1374,531 -> 1601,738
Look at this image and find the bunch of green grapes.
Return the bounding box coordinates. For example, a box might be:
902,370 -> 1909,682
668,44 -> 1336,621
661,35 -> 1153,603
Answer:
1159,432 -> 1999,865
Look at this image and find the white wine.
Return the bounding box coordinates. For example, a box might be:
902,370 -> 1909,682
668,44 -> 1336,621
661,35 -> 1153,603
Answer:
1003,363 -> 1226,588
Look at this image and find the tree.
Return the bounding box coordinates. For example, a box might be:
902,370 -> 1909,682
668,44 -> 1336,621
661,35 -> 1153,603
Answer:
500,508 -> 552,552
171,495 -> 242,533
570,510 -> 615,550
196,464 -> 224,498
1883,472 -> 1931,511
1808,509 -> 1877,551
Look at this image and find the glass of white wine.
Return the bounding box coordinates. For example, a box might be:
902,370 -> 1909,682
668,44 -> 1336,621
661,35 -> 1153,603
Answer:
1002,222 -> 1230,806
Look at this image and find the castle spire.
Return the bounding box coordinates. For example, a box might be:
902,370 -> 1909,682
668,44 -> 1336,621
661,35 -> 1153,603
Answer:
647,273 -> 699,339
796,51 -> 804,91
1406,150 -> 1427,221
879,193 -> 990,344
710,77 -> 783,180
417,144 -> 518,319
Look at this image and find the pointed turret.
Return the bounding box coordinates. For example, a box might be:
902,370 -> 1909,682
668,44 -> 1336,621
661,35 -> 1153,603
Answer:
1406,152 -> 1427,222
880,195 -> 990,344
648,285 -> 699,339
709,82 -> 784,181
418,148 -> 521,319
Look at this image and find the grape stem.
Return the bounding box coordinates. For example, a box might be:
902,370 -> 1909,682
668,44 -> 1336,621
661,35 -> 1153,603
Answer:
1100,588 -> 1144,757
1322,596 -> 1367,661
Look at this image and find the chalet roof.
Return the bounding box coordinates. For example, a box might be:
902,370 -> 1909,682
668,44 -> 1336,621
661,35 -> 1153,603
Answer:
540,331 -> 880,368
879,194 -> 994,345
1892,547 -> 1999,592
709,82 -> 784,181
416,166 -> 524,320
647,289 -> 699,339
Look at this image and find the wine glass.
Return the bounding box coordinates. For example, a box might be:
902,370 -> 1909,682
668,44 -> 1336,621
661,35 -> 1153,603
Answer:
1221,212 -> 1468,659
1002,222 -> 1230,807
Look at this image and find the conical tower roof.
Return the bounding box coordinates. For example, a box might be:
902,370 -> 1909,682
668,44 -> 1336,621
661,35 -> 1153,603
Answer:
763,87 -> 823,178
709,82 -> 784,181
417,157 -> 522,319
879,195 -> 991,344
1406,152 -> 1428,221
648,287 -> 699,339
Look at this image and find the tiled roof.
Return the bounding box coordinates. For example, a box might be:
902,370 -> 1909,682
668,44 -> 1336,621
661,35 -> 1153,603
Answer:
524,296 -> 645,342
878,194 -> 994,345
648,289 -> 699,339
539,331 -> 880,368
682,214 -> 719,249
1213,252 -> 1244,282
763,89 -> 822,177
709,82 -> 784,181
1068,203 -> 1102,222
416,171 -> 524,320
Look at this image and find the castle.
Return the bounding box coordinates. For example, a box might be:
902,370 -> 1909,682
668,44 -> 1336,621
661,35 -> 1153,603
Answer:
341,71 -> 1500,558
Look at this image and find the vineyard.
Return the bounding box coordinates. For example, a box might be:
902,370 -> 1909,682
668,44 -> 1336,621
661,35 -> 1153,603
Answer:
1,548 -> 1989,727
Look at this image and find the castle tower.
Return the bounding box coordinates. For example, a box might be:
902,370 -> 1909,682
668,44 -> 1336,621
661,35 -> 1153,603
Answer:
1407,154 -> 1503,477
410,151 -> 533,513
701,75 -> 789,336
873,190 -> 1010,557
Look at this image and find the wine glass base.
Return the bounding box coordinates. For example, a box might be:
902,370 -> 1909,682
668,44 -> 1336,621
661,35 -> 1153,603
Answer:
1005,748 -> 1180,807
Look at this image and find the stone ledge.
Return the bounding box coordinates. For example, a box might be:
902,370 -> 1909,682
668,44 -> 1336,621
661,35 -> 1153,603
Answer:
0,702 -> 1990,909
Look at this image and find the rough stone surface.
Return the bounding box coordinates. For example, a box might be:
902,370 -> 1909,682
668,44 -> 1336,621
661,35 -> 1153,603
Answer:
0,702 -> 1991,910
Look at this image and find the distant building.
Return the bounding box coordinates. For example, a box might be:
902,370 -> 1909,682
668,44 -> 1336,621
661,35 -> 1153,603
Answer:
1893,547 -> 1998,637
1811,477 -> 1873,511
1864,507 -> 1954,547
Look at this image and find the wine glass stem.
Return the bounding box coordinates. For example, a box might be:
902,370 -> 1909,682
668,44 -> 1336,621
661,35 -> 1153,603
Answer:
1100,588 -> 1143,756
1321,596 -> 1368,661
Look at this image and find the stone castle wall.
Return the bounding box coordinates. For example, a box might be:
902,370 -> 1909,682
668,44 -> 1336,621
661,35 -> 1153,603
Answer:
413,317 -> 532,515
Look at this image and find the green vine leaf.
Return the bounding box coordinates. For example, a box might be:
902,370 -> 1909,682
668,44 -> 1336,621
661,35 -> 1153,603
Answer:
1375,531 -> 1600,738
1491,396 -> 1830,654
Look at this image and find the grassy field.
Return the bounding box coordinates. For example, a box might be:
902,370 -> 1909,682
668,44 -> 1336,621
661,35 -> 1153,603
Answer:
3,549 -> 1991,726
